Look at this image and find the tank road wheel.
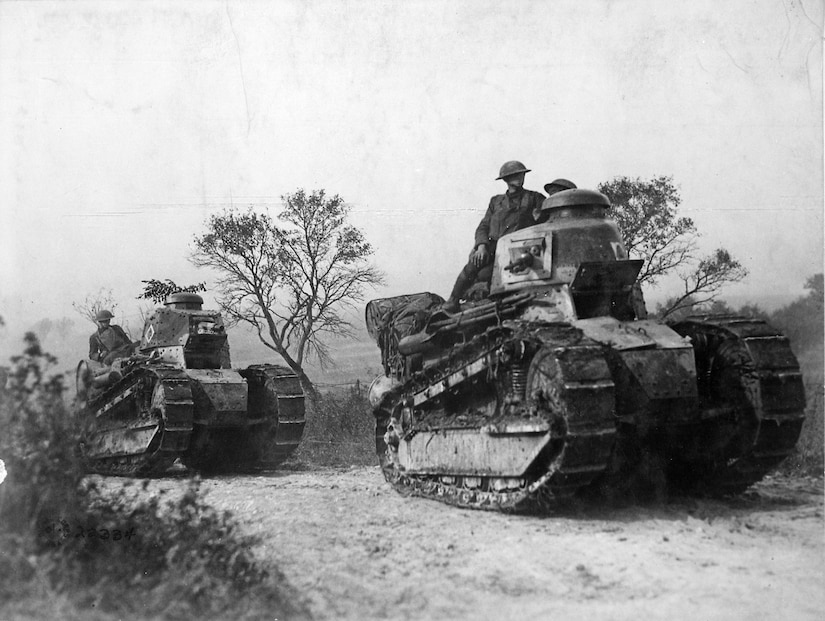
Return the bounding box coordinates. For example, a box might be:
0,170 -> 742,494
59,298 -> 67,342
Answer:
669,317 -> 806,495
524,342 -> 617,505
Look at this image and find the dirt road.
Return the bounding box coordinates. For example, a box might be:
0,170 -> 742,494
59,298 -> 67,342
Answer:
151,466 -> 823,620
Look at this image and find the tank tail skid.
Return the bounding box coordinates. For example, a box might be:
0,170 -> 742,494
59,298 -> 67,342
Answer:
180,365 -> 306,473
669,316 -> 806,495
242,365 -> 307,468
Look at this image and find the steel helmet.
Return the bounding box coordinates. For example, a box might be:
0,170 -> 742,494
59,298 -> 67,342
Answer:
544,178 -> 577,194
95,309 -> 114,321
496,160 -> 531,180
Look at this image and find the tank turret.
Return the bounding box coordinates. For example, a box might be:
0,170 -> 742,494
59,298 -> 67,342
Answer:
140,297 -> 228,369
365,187 -> 806,511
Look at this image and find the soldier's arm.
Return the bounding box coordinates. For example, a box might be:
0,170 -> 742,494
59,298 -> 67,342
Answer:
89,334 -> 100,361
474,197 -> 496,248
531,191 -> 547,221
114,325 -> 132,347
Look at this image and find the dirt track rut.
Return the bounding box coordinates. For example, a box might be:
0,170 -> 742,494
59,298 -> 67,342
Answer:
144,466 -> 823,620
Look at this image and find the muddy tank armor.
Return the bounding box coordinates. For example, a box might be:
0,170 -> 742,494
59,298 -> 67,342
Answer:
366,189 -> 806,511
76,293 -> 306,475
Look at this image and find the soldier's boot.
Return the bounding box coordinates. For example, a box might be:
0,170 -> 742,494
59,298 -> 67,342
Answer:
444,272 -> 474,313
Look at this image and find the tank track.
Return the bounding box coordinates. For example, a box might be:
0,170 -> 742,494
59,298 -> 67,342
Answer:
81,366 -> 194,477
242,364 -> 307,468
377,324 -> 616,512
671,315 -> 806,494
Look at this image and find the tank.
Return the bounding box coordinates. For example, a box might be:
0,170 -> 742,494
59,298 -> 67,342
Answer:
76,293 -> 306,475
366,189 -> 806,511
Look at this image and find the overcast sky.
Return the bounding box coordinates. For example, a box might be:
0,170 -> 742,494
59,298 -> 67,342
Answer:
0,0 -> 822,344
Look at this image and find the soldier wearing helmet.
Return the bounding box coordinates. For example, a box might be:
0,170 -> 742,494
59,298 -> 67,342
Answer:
89,309 -> 134,365
534,178 -> 578,223
444,160 -> 545,312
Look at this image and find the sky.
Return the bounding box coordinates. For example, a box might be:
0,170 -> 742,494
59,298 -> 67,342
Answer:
0,0 -> 822,352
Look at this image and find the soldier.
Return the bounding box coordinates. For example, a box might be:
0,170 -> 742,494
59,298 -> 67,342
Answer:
533,178 -> 578,222
444,161 -> 545,312
88,310 -> 134,365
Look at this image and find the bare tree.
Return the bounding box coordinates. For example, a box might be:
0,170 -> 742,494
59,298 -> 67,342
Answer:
191,189 -> 385,397
656,249 -> 747,319
599,176 -> 747,320
72,288 -> 117,325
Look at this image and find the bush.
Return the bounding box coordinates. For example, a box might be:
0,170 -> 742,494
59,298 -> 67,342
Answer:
0,333 -> 308,620
291,388 -> 376,467
0,333 -> 84,531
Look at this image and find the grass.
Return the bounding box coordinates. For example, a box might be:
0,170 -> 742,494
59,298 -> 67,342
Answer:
780,379 -> 824,477
290,387 -> 377,469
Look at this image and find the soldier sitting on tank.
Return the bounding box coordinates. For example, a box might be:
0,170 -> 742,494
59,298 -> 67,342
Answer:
443,161 -> 546,313
89,310 -> 136,366
533,178 -> 577,223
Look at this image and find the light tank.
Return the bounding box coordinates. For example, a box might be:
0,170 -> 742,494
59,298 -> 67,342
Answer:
76,293 -> 306,475
366,189 -> 806,511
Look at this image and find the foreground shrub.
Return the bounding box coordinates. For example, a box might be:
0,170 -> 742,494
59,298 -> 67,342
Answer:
0,333 -> 308,620
23,478 -> 304,619
0,333 -> 84,532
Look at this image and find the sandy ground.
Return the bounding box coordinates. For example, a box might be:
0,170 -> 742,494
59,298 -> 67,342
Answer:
143,467 -> 823,621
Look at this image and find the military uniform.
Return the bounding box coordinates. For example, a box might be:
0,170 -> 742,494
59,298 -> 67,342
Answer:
89,324 -> 132,364
450,187 -> 545,295
474,188 -> 545,250
444,161 -> 544,312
